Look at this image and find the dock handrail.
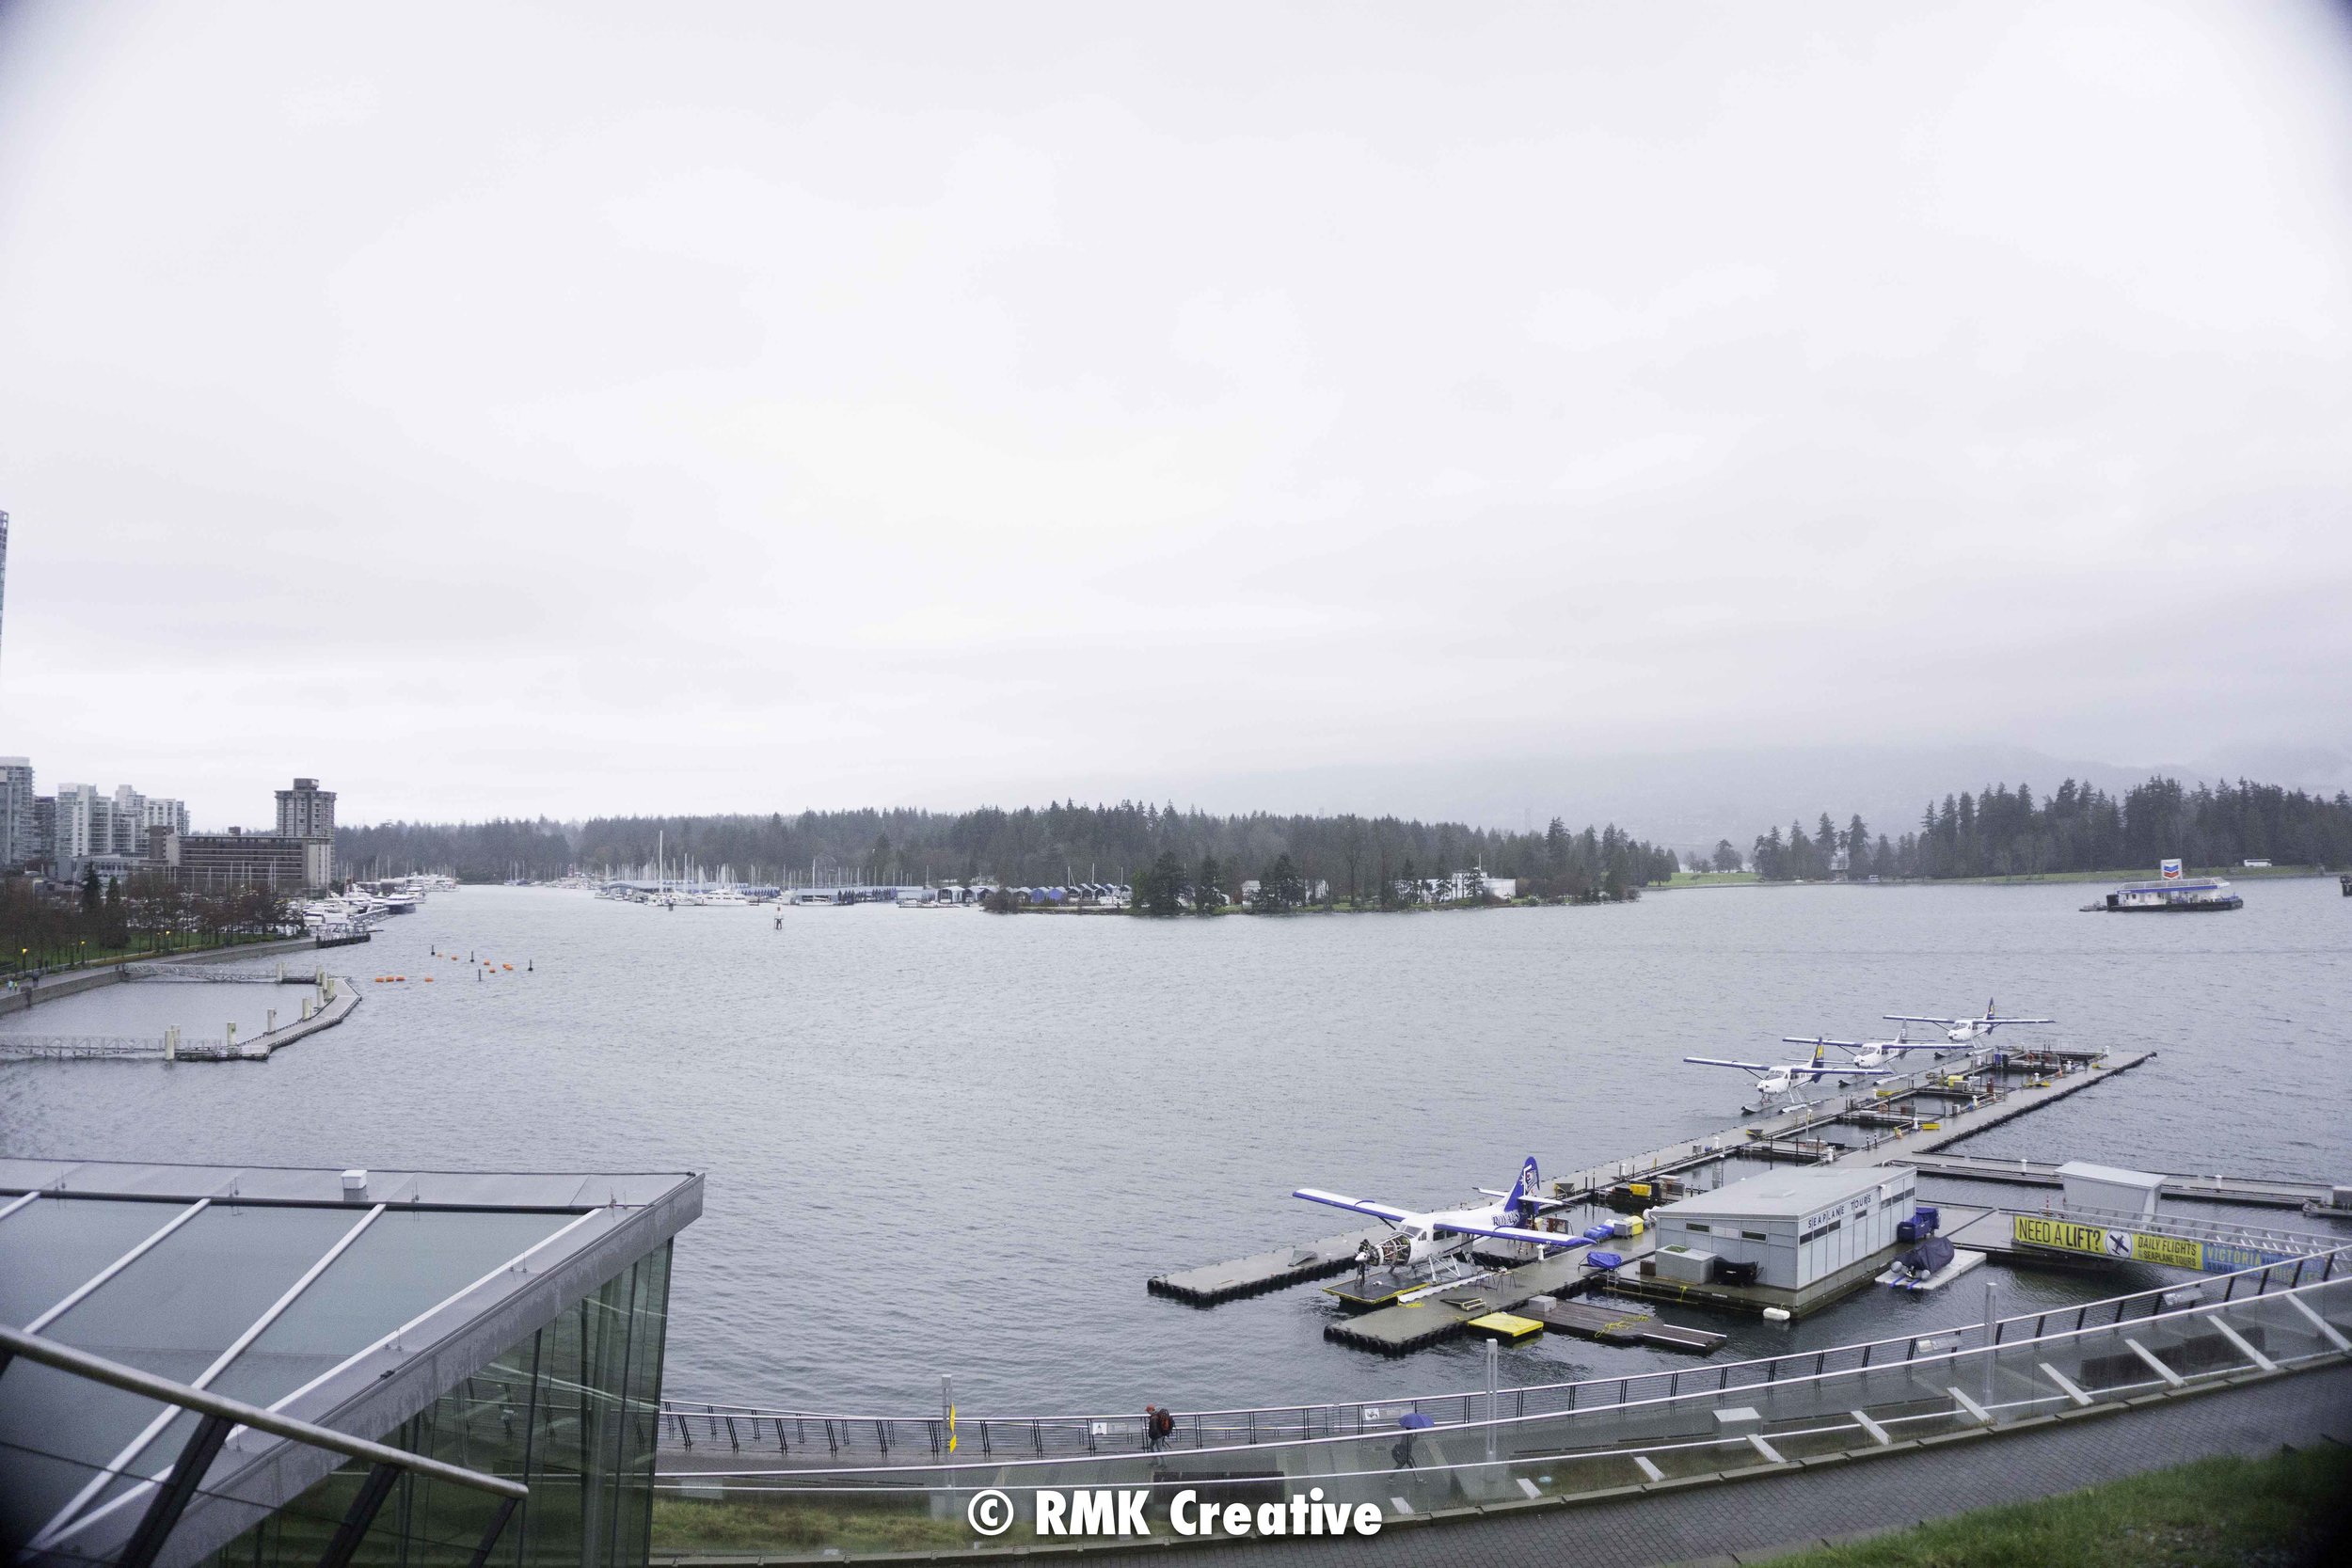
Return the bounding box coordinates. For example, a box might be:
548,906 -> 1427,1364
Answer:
659,1239 -> 2350,1455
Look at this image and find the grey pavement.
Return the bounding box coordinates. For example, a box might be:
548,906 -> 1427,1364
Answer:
1156,1367 -> 2352,1568
745,1366 -> 2351,1568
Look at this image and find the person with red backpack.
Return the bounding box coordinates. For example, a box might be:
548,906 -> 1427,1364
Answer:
1144,1404 -> 1175,1450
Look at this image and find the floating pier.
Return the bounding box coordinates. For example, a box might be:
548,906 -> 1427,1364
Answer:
1556,1047 -> 2155,1205
1152,1045 -> 2162,1343
1889,1151 -> 2340,1211
1323,1251 -> 1597,1355
1148,1226 -> 1389,1306
1514,1293 -> 1728,1353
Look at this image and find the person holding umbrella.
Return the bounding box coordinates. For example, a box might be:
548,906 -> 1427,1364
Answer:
1391,1411 -> 1434,1468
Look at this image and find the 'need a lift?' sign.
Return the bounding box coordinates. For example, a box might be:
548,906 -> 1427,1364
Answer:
2010,1214 -> 2231,1273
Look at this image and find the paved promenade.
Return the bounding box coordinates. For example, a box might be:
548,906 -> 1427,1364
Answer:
657,1366 -> 2351,1567
1121,1366 -> 2352,1568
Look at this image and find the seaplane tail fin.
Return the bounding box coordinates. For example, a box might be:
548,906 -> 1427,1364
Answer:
1504,1156 -> 1542,1220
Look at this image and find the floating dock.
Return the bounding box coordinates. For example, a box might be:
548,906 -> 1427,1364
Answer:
1513,1293 -> 1728,1353
1151,1045 -> 2159,1340
1888,1151 -> 2338,1211
1322,1251 -> 1596,1355
1555,1047 -> 2153,1203
1148,1226 -> 1389,1306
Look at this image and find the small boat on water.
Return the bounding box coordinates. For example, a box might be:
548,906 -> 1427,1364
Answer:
2084,875 -> 2243,912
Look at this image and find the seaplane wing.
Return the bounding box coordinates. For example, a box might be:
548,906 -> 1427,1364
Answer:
1291,1188 -> 1416,1225
1882,1014 -> 1963,1027
1799,1065 -> 1893,1079
1683,1055 -> 1772,1072
1984,1015 -> 2055,1024
1782,1036 -> 1868,1049
1429,1217 -> 1586,1250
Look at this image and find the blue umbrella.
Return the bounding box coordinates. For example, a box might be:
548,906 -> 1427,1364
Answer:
1396,1412 -> 1436,1430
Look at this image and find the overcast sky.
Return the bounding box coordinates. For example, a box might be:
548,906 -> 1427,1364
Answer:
2,1 -> 2347,829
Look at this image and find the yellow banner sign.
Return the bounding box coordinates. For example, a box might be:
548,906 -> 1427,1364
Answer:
2010,1214 -> 2202,1271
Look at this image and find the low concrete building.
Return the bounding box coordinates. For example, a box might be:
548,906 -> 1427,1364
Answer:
1652,1164 -> 1917,1292
156,827 -> 333,893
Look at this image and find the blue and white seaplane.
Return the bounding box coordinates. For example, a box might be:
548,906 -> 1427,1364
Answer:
1293,1157 -> 1579,1284
1682,1042 -> 1895,1109
1780,1032 -> 1945,1071
1882,1000 -> 2055,1045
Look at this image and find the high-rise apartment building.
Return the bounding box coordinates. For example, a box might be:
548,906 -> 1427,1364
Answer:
275,777 -> 335,839
1,509 -> 10,674
0,757 -> 32,870
110,784 -> 148,855
53,783 -> 116,865
39,780 -> 190,876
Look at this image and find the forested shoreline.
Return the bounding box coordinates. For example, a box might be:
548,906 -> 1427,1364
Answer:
1729,777 -> 2351,881
337,802 -> 1679,901
335,774 -> 2349,895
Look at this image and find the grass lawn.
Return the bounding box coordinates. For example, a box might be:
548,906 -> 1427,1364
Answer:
653,1494 -> 968,1557
1758,1444 -> 2349,1568
1661,870 -> 1762,887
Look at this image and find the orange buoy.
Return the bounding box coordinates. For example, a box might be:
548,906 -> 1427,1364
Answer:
422,975 -> 434,983
501,963 -> 512,971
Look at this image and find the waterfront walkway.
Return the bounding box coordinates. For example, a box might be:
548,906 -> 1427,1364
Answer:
0,966 -> 360,1062
1059,1366 -> 2352,1568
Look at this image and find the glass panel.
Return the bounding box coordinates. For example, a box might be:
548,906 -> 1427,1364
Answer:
400,1334 -> 545,1568
0,1196 -> 191,1329
0,1205 -> 360,1544
210,1209 -> 576,1411
611,1245 -> 672,1568
160,1245 -> 677,1568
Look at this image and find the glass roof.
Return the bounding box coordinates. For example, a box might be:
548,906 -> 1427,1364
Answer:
0,1162 -> 697,1563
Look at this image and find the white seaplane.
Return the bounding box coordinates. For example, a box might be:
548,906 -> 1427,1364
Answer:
1682,1042 -> 1895,1108
1780,1032 -> 1945,1071
1292,1157 -> 1577,1281
1882,1000 -> 2055,1045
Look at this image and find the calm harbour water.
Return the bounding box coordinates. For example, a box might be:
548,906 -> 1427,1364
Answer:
2,879 -> 2346,1415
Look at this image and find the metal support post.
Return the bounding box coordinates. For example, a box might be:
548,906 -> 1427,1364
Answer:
1484,1339 -> 1500,1463
120,1413 -> 234,1568
464,1497 -> 519,1568
316,1462 -> 401,1568
1981,1280 -> 1997,1402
